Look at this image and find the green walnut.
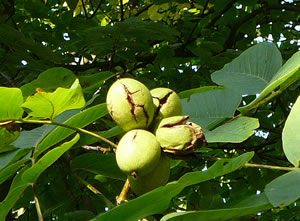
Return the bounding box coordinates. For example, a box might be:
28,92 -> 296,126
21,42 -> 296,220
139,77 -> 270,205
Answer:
150,88 -> 182,122
155,115 -> 205,154
106,78 -> 155,131
129,153 -> 170,196
116,129 -> 161,176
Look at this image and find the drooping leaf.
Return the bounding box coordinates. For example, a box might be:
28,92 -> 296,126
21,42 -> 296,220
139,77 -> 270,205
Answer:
0,159 -> 29,184
282,95 -> 300,166
204,117 -> 259,143
22,134 -> 80,183
22,79 -> 86,120
161,194 -> 271,221
0,134 -> 79,219
71,152 -> 126,180
0,87 -> 24,121
211,42 -> 282,95
181,87 -> 241,129
34,103 -> 108,158
239,50 -> 300,113
265,170 -> 300,207
0,166 -> 30,220
92,152 -> 254,221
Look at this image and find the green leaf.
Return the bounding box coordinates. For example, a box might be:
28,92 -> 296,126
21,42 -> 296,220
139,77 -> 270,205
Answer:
79,71 -> 116,94
21,67 -> 77,98
211,42 -> 282,95
0,149 -> 30,171
64,210 -> 95,221
282,96 -> 300,166
22,133 -> 80,183
239,50 -> 300,113
22,79 -> 85,120
92,152 -> 254,221
71,152 -> 126,180
0,166 -> 30,220
0,128 -> 20,153
161,194 -> 271,221
0,87 -> 24,121
181,87 -> 241,129
178,86 -> 221,100
12,109 -> 80,149
265,170 -> 300,207
34,103 -> 108,158
205,117 -> 259,143
0,159 -> 29,184
0,134 -> 79,219
66,0 -> 80,11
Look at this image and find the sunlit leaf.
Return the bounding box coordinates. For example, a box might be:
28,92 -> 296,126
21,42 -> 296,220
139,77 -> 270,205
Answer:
0,87 -> 24,121
282,95 -> 300,166
22,79 -> 85,120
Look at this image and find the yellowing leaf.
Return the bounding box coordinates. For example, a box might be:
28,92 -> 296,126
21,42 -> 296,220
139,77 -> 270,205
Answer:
22,79 -> 85,120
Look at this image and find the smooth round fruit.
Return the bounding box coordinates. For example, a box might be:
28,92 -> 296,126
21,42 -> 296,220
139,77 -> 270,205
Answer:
106,78 -> 155,131
116,129 -> 161,176
151,87 -> 182,122
129,154 -> 170,196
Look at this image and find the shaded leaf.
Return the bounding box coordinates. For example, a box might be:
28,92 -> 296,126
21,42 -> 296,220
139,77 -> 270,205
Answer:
239,50 -> 300,113
22,134 -> 80,183
205,117 -> 259,143
71,152 -> 126,180
211,42 -> 282,95
181,87 -> 241,129
0,159 -> 29,184
34,103 -> 108,158
161,194 -> 271,221
265,170 -> 300,207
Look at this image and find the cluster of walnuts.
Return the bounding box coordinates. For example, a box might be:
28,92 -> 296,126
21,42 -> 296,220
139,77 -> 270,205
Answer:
106,78 -> 204,195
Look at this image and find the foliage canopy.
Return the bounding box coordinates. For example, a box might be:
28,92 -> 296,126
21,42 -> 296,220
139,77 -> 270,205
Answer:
0,0 -> 300,220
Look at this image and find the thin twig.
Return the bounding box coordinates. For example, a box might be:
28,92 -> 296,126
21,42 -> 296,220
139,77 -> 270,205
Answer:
74,174 -> 114,209
244,163 -> 298,171
81,0 -> 89,19
82,145 -> 113,153
32,184 -> 44,221
14,119 -> 118,149
89,0 -> 104,19
120,0 -> 124,21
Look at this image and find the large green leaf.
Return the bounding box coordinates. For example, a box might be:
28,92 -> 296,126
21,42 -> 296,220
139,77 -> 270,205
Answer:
178,86 -> 221,100
239,51 -> 300,113
211,42 -> 282,95
21,67 -> 77,98
0,87 -> 24,121
282,96 -> 300,166
0,149 -> 31,171
34,103 -> 108,158
205,117 -> 259,143
161,194 -> 271,221
22,79 -> 86,120
71,152 -> 126,180
265,170 -> 300,207
92,152 -> 254,221
0,134 -> 79,219
181,87 -> 241,129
